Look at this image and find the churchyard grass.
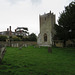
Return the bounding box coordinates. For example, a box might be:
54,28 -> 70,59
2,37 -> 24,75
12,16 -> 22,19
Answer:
0,46 -> 75,75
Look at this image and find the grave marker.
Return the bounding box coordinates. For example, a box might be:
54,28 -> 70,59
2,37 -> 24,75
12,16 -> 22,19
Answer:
48,47 -> 52,53
0,44 -> 6,63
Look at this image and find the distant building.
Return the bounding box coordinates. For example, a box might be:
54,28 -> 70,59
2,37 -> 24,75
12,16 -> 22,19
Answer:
0,31 -> 9,36
37,11 -> 56,47
0,26 -> 14,36
0,26 -> 29,37
15,27 -> 29,36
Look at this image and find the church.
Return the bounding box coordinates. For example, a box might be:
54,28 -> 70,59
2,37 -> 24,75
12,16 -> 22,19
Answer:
37,11 -> 56,47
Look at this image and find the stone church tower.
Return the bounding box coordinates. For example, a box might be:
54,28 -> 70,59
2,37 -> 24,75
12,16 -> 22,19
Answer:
37,11 -> 56,47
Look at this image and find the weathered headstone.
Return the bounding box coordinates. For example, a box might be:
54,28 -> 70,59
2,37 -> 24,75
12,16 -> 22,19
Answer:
0,44 -> 6,63
12,44 -> 13,47
17,43 -> 19,47
48,47 -> 52,53
25,44 -> 27,47
19,44 -> 23,50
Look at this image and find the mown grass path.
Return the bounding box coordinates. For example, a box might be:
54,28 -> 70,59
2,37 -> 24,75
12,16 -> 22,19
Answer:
0,46 -> 75,75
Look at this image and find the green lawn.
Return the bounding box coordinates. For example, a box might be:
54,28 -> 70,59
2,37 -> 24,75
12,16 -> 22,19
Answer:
0,46 -> 75,75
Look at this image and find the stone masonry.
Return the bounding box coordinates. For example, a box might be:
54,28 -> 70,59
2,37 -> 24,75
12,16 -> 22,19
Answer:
37,11 -> 56,47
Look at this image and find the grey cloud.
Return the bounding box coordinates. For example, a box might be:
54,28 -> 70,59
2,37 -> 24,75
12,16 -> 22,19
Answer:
31,0 -> 41,4
7,0 -> 25,4
7,0 -> 41,5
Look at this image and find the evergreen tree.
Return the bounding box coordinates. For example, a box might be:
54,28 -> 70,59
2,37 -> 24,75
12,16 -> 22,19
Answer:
29,33 -> 37,41
55,1 -> 75,47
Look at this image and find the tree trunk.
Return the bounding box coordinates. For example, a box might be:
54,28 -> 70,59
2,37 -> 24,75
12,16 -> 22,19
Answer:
63,40 -> 66,47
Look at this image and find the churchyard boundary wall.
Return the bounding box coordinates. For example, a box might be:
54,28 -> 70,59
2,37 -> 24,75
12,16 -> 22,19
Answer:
0,41 -> 37,47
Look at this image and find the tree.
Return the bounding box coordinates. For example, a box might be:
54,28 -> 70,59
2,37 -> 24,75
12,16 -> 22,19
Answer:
15,27 -> 29,41
29,33 -> 37,41
55,1 -> 75,47
15,27 -> 29,36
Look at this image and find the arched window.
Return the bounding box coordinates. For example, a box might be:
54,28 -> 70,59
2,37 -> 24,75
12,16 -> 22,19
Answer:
44,33 -> 47,42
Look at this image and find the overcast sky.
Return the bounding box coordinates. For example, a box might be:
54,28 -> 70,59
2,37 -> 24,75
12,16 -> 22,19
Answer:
0,0 -> 73,35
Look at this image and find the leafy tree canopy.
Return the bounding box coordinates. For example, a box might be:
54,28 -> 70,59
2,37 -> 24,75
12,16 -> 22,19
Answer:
29,33 -> 37,41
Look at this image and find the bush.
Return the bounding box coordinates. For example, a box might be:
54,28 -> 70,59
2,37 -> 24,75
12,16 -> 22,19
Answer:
22,37 -> 29,41
12,36 -> 21,41
0,35 -> 7,41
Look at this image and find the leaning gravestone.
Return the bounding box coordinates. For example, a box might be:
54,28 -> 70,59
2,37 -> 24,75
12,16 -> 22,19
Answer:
0,44 -> 6,63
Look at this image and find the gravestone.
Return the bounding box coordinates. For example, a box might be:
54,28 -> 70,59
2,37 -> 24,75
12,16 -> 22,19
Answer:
24,44 -> 27,47
19,44 -> 23,50
0,44 -> 6,63
48,47 -> 52,53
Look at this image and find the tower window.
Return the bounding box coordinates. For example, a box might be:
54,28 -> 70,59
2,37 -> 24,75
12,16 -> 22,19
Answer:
44,33 -> 47,42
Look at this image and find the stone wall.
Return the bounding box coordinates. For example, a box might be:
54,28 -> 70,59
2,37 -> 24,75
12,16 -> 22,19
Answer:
54,40 -> 75,47
37,11 -> 56,47
0,41 -> 37,47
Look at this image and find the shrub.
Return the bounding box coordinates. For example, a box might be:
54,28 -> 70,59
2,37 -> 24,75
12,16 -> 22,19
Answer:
12,36 -> 21,41
0,35 -> 7,41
